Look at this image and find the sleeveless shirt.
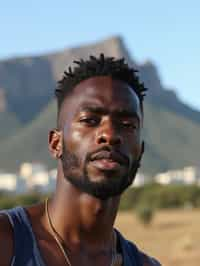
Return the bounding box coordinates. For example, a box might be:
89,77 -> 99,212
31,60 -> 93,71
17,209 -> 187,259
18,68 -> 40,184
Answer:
1,207 -> 159,266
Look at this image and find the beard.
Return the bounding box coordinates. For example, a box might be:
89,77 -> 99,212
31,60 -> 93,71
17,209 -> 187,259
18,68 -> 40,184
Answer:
60,143 -> 143,200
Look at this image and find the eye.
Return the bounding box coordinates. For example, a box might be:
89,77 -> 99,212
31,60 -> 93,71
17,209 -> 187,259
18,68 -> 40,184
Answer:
120,121 -> 137,130
79,117 -> 100,126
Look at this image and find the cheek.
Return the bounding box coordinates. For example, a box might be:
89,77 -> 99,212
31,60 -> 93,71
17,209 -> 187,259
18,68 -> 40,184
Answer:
126,131 -> 141,159
63,126 -> 93,158
125,128 -> 141,144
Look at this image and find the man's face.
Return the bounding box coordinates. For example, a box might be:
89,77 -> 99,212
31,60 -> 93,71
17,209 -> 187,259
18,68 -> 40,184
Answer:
58,76 -> 142,199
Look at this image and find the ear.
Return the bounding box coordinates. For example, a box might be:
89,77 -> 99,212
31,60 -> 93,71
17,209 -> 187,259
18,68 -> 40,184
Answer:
48,129 -> 63,159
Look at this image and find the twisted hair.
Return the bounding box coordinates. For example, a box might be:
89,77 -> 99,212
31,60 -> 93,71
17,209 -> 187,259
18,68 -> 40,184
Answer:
55,54 -> 147,113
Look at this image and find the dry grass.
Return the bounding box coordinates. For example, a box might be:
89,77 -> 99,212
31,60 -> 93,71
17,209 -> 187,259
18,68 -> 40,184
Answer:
115,209 -> 200,266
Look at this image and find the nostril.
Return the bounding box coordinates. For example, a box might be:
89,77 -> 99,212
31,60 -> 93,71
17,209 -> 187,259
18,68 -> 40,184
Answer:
97,134 -> 122,145
97,136 -> 107,144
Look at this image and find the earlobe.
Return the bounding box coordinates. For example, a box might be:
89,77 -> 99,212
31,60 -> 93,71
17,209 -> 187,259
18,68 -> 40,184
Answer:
48,129 -> 63,159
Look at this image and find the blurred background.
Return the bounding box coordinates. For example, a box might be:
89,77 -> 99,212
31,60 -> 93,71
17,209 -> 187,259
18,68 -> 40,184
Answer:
0,1 -> 199,265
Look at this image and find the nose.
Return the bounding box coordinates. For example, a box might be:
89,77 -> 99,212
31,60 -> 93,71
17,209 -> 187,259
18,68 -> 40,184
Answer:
96,119 -> 122,146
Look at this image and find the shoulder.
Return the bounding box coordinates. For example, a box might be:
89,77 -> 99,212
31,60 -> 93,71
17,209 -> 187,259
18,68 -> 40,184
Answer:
116,231 -> 161,266
0,213 -> 14,266
140,251 -> 161,266
126,240 -> 161,266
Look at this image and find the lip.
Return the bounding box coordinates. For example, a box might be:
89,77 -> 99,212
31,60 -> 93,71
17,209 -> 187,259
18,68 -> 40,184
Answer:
90,150 -> 128,166
90,158 -> 122,171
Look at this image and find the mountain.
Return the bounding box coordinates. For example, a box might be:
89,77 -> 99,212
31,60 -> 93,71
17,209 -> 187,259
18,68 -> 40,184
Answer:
0,36 -> 200,175
0,88 -> 22,141
138,62 -> 200,124
0,57 -> 55,123
0,37 -> 133,124
0,110 -> 21,141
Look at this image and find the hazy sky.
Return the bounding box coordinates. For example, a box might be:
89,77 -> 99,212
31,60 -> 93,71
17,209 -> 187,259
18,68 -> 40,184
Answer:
1,0 -> 199,110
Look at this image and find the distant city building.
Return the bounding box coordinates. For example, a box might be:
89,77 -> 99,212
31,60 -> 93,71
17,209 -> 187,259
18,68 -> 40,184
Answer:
19,162 -> 50,193
48,168 -> 57,191
132,172 -> 150,187
0,172 -> 17,192
2,162 -> 200,195
20,162 -> 33,178
154,166 -> 200,185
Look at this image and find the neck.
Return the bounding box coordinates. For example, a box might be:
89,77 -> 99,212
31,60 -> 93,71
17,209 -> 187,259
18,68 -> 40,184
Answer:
46,173 -> 120,252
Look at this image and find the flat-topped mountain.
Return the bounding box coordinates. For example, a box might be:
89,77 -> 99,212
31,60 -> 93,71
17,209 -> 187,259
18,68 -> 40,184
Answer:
0,36 -> 200,175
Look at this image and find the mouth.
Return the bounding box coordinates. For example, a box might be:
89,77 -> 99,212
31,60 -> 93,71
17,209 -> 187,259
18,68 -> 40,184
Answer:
90,158 -> 121,171
89,150 -> 128,171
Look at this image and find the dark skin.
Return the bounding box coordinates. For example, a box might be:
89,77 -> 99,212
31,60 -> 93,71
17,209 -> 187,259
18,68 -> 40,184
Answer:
0,76 -> 157,266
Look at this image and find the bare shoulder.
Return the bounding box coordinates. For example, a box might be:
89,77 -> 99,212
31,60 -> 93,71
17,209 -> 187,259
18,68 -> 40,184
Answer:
0,213 -> 14,266
141,252 -> 162,266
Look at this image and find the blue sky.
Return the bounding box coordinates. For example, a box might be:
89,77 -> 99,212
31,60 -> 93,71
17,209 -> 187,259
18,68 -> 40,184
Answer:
1,0 -> 199,110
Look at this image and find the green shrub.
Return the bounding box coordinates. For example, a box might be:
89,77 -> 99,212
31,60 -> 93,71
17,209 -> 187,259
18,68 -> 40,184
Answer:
120,183 -> 200,211
135,204 -> 155,225
0,193 -> 47,210
1,183 -> 200,211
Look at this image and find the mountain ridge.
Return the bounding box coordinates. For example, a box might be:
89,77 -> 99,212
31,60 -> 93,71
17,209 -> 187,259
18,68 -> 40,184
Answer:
0,35 -> 200,174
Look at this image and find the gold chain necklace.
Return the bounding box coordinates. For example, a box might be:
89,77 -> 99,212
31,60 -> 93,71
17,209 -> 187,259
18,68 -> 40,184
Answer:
45,198 -> 72,266
45,198 -> 121,266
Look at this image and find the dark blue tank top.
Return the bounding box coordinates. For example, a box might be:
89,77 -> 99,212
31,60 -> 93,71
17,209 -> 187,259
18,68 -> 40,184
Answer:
1,206 -> 158,266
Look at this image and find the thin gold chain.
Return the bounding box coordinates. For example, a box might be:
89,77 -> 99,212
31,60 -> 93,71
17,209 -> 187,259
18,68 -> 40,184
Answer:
45,198 -> 72,266
45,198 -> 120,266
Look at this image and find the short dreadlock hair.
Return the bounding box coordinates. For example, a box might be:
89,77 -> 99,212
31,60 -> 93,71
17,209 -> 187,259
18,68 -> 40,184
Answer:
55,54 -> 147,115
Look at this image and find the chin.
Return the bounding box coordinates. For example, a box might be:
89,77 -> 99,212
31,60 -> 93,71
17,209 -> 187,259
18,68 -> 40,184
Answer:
87,165 -> 126,182
88,173 -> 116,183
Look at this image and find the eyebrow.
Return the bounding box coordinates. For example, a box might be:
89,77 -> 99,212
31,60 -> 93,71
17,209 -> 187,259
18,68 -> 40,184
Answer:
78,105 -> 106,114
78,104 -> 140,120
115,109 -> 139,119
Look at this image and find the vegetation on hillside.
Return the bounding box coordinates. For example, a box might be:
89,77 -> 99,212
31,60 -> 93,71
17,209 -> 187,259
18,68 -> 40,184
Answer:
120,183 -> 200,210
1,184 -> 200,211
1,37 -> 200,174
2,99 -> 200,175
0,111 -> 21,141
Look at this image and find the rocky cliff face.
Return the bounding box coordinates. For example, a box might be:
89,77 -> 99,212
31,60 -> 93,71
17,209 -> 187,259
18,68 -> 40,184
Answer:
1,36 -> 199,125
0,88 -> 6,112
0,57 -> 55,123
0,36 -> 200,173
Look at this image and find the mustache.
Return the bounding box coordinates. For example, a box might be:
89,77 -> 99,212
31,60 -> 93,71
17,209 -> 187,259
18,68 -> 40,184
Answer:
86,146 -> 129,166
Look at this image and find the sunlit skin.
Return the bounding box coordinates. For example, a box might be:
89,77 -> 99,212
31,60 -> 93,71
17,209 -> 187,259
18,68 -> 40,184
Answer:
0,76 -> 144,266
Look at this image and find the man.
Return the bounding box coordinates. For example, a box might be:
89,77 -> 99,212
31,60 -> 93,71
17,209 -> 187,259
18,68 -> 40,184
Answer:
0,54 -> 161,265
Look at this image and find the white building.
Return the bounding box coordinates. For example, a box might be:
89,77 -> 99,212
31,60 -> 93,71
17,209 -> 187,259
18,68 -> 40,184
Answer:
132,172 -> 150,187
48,168 -> 57,191
0,172 -> 17,192
154,166 -> 200,185
182,167 -> 200,185
19,162 -> 50,193
0,164 -> 57,194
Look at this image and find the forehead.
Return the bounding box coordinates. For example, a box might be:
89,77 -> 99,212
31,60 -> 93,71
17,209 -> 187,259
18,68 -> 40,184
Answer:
59,76 -> 142,123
